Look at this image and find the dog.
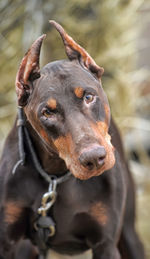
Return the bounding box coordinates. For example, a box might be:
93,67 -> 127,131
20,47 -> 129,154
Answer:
0,20 -> 145,259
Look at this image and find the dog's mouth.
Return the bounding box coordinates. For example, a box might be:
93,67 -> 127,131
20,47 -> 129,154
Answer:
53,132 -> 115,180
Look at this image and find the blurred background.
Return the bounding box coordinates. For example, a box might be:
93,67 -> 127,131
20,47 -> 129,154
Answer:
0,0 -> 150,258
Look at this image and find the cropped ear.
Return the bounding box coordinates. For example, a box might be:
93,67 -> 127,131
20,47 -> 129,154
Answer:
49,20 -> 104,79
15,34 -> 46,106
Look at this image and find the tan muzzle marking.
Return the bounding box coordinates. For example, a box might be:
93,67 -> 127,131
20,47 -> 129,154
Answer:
53,122 -> 115,180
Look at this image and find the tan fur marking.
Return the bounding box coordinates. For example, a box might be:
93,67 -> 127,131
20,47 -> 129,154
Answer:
96,121 -> 108,136
90,202 -> 108,226
104,104 -> 110,125
53,121 -> 115,180
54,134 -> 72,157
40,129 -> 49,142
74,87 -> 84,99
54,134 -> 89,179
40,128 -> 57,152
90,121 -> 115,173
47,98 -> 57,110
5,202 -> 23,224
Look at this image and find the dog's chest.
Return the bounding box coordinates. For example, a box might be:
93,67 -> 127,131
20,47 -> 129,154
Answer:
45,177 -> 109,254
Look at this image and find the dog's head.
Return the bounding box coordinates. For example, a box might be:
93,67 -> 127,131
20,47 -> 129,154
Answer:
15,21 -> 115,180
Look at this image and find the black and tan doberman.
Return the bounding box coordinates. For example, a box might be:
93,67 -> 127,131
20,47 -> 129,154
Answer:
0,21 -> 144,259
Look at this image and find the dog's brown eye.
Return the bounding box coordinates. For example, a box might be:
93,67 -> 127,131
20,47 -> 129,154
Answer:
42,108 -> 52,118
84,94 -> 94,104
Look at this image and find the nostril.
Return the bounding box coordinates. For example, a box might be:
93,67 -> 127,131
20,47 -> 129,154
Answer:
85,161 -> 94,171
79,155 -> 95,171
97,156 -> 105,167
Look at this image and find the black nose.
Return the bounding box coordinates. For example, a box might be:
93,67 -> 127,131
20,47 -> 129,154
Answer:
79,146 -> 106,171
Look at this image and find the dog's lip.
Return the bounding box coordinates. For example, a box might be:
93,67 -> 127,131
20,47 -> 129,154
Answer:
72,169 -> 104,180
70,163 -> 106,180
85,166 -> 105,176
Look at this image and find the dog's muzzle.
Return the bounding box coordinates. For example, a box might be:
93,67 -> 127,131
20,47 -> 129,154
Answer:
78,145 -> 106,171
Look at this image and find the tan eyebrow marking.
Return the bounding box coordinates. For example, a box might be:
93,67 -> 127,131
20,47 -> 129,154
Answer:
74,86 -> 84,99
47,98 -> 57,110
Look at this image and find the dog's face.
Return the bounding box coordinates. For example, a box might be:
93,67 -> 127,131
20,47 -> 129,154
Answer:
15,21 -> 115,180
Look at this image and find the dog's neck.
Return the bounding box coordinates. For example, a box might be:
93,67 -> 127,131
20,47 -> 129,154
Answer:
25,120 -> 68,176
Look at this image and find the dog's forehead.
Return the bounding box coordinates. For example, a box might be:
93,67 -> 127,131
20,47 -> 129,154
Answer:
38,60 -> 101,91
